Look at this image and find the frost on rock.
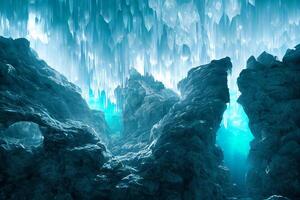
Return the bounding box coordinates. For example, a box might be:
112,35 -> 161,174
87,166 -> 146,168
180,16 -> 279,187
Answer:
112,68 -> 179,160
131,57 -> 233,199
0,37 -> 112,199
0,121 -> 43,150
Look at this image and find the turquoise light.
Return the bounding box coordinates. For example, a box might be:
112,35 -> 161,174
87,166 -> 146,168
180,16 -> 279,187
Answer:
87,87 -> 253,188
87,90 -> 122,135
217,91 -> 254,189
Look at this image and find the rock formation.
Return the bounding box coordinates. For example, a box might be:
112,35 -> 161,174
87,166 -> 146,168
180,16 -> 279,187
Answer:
0,36 -> 233,199
238,45 -> 300,199
0,37 -> 112,199
145,57 -> 232,199
112,57 -> 233,199
0,37 -> 110,142
112,69 -> 179,156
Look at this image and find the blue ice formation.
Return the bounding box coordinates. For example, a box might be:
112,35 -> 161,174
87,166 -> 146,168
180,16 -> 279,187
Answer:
0,0 -> 299,101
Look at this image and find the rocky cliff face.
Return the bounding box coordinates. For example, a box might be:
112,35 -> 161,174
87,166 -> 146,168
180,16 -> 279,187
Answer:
0,37 -> 111,142
112,69 -> 179,156
124,57 -> 233,199
237,45 -> 300,199
0,37 -> 113,199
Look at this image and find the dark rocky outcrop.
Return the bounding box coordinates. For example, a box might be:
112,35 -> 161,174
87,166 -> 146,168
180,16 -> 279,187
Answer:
237,46 -> 300,199
88,58 -> 233,199
0,37 -> 113,199
0,37 -> 110,142
114,57 -> 233,199
112,69 -> 179,156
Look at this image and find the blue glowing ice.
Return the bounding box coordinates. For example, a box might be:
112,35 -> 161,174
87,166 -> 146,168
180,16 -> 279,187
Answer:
0,0 -> 299,101
217,90 -> 254,187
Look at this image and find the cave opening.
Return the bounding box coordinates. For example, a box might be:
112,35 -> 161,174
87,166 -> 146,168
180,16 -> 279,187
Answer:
217,86 -> 253,194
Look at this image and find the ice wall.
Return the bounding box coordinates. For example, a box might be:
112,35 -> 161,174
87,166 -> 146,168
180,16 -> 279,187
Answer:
1,0 -> 300,102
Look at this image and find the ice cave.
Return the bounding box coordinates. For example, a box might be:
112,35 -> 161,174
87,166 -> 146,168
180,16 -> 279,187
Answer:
0,0 -> 300,199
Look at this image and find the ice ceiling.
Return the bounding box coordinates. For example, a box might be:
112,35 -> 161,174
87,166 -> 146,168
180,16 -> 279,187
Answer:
1,0 -> 300,101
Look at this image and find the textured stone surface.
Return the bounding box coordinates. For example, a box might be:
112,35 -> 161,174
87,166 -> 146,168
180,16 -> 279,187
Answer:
0,37 -> 112,199
96,58 -> 233,199
237,45 -> 300,199
0,37 -> 110,142
112,69 -> 179,157
121,57 -> 233,199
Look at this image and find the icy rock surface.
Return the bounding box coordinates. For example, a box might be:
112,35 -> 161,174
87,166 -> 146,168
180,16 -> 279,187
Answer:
237,45 -> 300,199
112,68 -> 179,157
0,36 -> 110,142
264,195 -> 290,200
127,57 -> 233,199
0,37 -> 113,199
